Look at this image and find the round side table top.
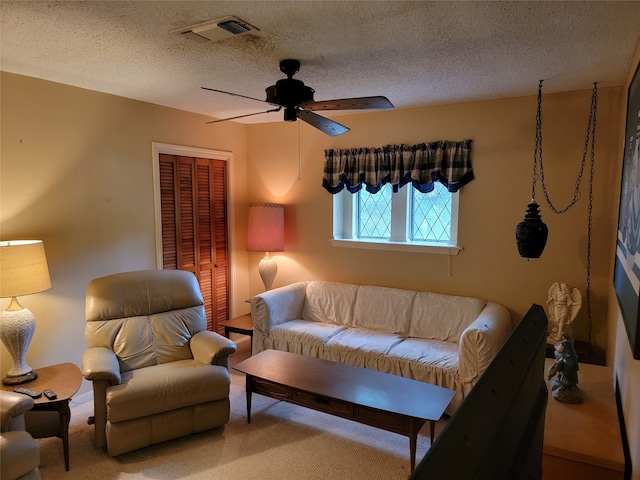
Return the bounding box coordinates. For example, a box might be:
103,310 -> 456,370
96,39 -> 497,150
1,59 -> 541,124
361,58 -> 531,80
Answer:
1,362 -> 82,404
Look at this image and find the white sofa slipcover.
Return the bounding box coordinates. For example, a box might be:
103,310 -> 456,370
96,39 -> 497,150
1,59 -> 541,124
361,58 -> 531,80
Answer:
251,281 -> 512,413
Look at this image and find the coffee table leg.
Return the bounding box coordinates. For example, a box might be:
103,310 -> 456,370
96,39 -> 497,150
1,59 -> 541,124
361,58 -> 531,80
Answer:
245,375 -> 253,424
430,420 -> 435,444
409,419 -> 417,471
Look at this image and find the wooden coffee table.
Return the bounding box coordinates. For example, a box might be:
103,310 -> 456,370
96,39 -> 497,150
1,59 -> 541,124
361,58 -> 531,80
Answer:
234,349 -> 455,471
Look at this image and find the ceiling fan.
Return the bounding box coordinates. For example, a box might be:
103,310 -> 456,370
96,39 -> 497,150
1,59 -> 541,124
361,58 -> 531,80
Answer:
202,59 -> 394,136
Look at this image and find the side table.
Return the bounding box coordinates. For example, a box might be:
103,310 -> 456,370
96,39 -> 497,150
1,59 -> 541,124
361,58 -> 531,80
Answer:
543,358 -> 625,479
1,363 -> 82,471
219,313 -> 253,353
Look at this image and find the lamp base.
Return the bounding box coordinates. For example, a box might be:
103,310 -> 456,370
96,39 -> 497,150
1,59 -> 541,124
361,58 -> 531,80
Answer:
2,370 -> 37,385
0,298 -> 37,385
258,252 -> 278,291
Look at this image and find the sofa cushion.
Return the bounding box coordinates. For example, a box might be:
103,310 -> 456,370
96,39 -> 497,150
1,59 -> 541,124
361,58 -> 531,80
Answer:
106,359 -> 229,423
327,327 -> 404,353
386,338 -> 462,409
270,320 -> 347,350
408,292 -> 486,342
302,281 -> 359,325
388,338 -> 459,371
351,285 -> 415,335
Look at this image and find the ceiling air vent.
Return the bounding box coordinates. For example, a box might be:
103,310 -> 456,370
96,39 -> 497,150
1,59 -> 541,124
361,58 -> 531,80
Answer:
174,16 -> 259,44
217,20 -> 250,35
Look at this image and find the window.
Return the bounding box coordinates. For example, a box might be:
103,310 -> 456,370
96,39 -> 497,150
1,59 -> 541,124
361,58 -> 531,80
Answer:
332,183 -> 461,255
323,140 -> 472,254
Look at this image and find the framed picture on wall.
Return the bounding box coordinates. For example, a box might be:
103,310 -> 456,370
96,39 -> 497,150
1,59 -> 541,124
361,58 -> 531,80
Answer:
614,60 -> 640,360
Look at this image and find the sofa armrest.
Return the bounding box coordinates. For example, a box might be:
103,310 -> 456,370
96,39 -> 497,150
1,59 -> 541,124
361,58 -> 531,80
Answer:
191,330 -> 237,368
82,347 -> 121,385
0,392 -> 34,432
458,302 -> 512,393
251,281 -> 308,354
251,281 -> 308,333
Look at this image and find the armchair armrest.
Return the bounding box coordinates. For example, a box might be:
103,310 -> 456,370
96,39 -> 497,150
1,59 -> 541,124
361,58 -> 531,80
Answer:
0,392 -> 34,432
191,330 -> 237,367
82,347 -> 121,385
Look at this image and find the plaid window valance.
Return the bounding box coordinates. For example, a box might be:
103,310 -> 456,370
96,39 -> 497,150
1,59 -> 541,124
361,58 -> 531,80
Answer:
322,140 -> 474,194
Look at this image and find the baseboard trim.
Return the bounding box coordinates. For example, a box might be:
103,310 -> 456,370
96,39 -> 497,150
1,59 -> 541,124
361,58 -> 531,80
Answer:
71,390 -> 93,406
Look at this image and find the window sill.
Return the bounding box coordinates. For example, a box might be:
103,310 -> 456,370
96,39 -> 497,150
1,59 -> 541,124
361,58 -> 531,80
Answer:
330,238 -> 462,255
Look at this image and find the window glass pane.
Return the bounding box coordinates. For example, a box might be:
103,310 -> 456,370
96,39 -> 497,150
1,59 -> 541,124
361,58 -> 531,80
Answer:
358,184 -> 392,239
411,183 -> 451,241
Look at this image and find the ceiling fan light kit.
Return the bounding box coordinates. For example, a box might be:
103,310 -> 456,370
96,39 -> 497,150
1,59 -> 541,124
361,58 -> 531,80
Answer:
202,59 -> 394,136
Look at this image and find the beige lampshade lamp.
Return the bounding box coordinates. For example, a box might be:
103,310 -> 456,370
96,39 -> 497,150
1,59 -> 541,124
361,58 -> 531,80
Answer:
0,240 -> 51,385
247,203 -> 284,291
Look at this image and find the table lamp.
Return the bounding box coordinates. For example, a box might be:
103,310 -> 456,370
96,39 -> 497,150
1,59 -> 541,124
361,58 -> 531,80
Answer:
0,240 -> 51,385
247,203 -> 284,291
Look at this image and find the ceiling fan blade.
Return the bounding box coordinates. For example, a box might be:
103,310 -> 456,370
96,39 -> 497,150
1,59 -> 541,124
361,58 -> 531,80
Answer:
201,87 -> 269,104
297,110 -> 350,136
205,107 -> 281,124
300,96 -> 394,111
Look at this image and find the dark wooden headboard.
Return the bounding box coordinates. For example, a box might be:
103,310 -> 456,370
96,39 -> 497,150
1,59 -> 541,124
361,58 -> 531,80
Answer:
410,304 -> 548,480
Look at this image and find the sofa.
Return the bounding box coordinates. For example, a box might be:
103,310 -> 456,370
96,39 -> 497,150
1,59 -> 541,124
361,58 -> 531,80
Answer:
251,281 -> 512,413
0,391 -> 40,480
82,269 -> 237,456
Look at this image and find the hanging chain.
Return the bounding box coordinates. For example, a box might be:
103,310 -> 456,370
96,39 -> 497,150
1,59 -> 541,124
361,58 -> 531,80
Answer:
538,84 -> 598,213
534,82 -> 598,361
531,80 -> 598,362
586,83 -> 597,362
531,80 -> 543,200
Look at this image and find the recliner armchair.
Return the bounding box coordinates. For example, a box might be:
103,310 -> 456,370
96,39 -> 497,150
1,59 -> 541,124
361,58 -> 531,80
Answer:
82,269 -> 236,456
0,391 -> 40,480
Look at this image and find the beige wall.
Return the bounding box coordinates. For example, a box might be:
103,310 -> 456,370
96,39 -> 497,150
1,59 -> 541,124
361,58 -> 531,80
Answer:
612,39 -> 640,480
247,86 -> 623,364
0,72 -> 251,395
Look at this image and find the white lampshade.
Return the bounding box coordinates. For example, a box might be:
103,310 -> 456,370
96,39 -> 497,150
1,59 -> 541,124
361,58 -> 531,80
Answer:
0,240 -> 51,385
247,204 -> 284,291
0,240 -> 51,298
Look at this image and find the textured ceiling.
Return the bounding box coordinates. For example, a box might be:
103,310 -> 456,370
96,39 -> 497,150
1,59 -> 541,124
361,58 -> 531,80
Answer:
2,1 -> 640,124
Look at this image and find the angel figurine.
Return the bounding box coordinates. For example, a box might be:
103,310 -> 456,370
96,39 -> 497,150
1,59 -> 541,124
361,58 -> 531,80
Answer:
547,282 -> 582,344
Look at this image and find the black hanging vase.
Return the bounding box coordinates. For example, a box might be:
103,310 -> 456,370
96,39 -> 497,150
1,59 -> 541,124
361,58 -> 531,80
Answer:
515,201 -> 548,258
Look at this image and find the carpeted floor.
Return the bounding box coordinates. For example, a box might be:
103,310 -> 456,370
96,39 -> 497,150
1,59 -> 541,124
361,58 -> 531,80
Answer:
36,338 -> 447,479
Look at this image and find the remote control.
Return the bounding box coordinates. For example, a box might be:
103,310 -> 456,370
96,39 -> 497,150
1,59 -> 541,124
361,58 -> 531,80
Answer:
14,387 -> 42,399
43,389 -> 57,400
